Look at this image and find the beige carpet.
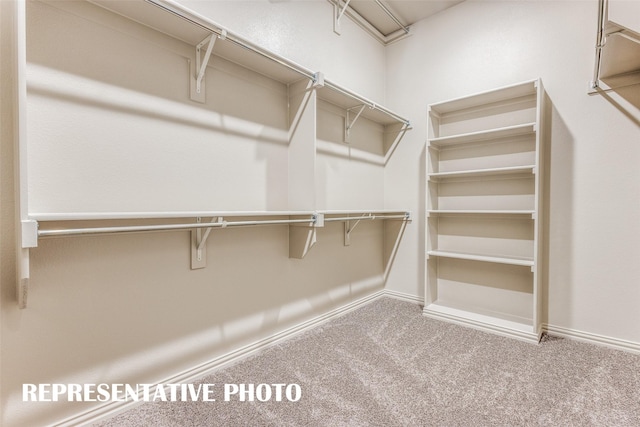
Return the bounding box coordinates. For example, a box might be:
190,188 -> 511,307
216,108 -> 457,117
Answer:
94,297 -> 640,426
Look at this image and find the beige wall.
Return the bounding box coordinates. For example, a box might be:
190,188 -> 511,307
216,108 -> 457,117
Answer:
1,1 -> 389,425
2,0 -> 639,426
384,0 -> 640,342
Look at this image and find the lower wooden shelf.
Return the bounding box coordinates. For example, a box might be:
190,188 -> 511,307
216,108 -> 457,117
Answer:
427,250 -> 534,267
423,301 -> 541,343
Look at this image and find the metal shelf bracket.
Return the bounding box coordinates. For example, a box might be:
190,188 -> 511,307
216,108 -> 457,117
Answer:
344,214 -> 371,246
190,30 -> 227,103
191,216 -> 224,269
345,104 -> 368,142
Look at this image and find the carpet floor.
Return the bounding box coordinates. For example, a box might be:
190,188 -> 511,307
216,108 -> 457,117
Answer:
94,297 -> 640,426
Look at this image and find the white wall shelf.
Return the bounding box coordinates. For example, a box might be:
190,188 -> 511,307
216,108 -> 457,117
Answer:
424,79 -> 545,343
427,250 -> 534,267
429,123 -> 536,148
428,165 -> 535,181
428,210 -> 535,217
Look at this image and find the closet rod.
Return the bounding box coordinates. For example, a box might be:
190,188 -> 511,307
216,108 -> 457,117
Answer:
38,217 -> 316,238
373,0 -> 410,35
324,214 -> 408,222
146,0 -> 410,126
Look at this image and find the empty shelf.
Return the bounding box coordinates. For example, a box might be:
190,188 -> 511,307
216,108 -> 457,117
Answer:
430,80 -> 538,115
429,165 -> 535,180
429,123 -> 536,148
428,210 -> 535,216
427,250 -> 534,266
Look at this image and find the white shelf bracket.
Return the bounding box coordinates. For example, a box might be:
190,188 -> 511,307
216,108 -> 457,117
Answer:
345,104 -> 367,142
344,214 -> 370,246
289,213 -> 323,259
190,30 -> 226,103
196,35 -> 215,93
333,0 -> 352,35
191,216 -> 224,269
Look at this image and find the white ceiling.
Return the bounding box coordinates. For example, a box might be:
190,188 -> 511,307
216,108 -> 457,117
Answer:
348,0 -> 464,37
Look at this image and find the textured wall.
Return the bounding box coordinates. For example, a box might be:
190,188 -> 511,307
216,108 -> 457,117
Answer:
384,0 -> 640,342
0,1 -> 388,425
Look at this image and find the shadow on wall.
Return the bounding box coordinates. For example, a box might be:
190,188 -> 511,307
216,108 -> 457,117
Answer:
1,220 -> 399,427
592,84 -> 640,127
542,94 -> 575,328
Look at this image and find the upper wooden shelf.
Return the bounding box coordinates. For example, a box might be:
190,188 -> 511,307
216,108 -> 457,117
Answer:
88,0 -> 410,128
89,0 -> 310,84
429,80 -> 538,116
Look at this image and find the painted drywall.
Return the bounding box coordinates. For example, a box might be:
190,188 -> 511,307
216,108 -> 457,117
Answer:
0,1 -> 390,426
177,0 -> 387,103
609,0 -> 640,33
384,0 -> 640,343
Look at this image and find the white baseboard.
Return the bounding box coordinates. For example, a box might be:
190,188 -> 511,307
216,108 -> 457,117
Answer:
543,323 -> 640,355
381,289 -> 424,305
53,290 -> 387,426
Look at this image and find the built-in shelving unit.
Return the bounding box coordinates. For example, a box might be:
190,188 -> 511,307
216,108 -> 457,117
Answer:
424,79 -> 545,343
16,0 -> 411,307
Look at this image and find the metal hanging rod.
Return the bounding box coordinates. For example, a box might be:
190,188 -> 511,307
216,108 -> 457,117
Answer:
35,212 -> 410,238
373,0 -> 410,35
324,213 -> 410,222
38,217 -> 317,238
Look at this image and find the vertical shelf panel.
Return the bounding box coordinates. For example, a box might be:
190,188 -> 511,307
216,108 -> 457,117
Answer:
288,79 -> 317,211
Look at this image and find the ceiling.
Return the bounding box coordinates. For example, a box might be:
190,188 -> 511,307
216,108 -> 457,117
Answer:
337,0 -> 464,43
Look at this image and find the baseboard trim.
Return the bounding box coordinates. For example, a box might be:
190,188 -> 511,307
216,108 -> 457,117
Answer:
543,323 -> 640,355
381,289 -> 424,305
53,290 -> 387,427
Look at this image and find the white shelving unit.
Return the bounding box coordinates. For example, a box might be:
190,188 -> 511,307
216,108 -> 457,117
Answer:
16,0 -> 411,307
424,79 -> 545,343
